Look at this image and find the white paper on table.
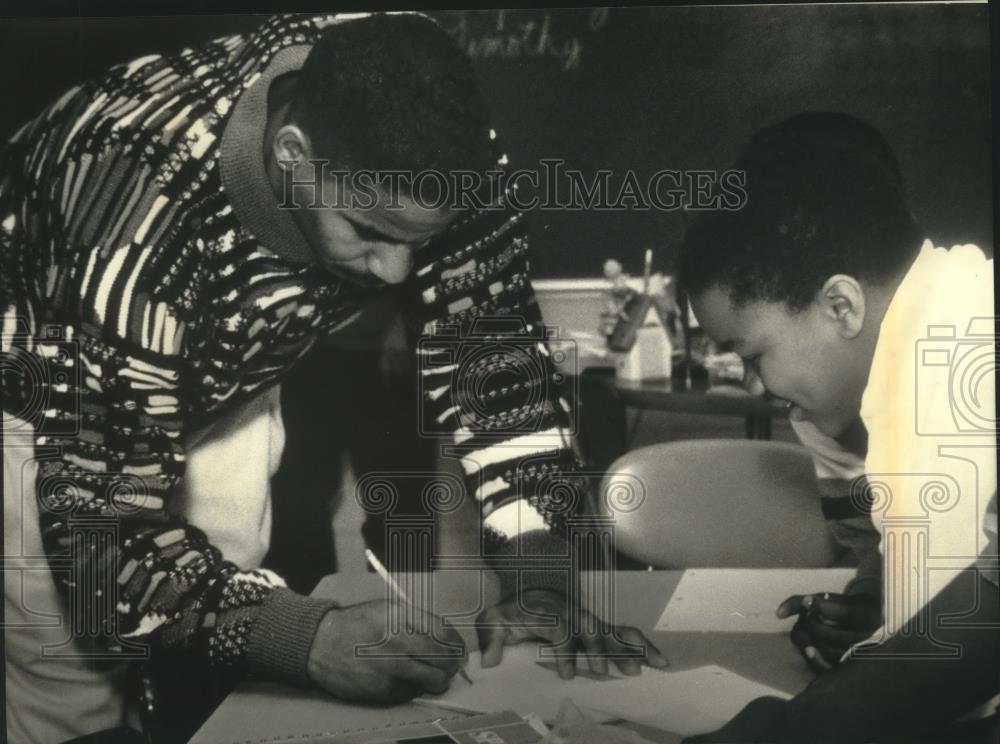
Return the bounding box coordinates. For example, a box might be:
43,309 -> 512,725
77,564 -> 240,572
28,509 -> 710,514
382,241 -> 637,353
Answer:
655,568 -> 857,633
418,644 -> 621,723
571,664 -> 794,737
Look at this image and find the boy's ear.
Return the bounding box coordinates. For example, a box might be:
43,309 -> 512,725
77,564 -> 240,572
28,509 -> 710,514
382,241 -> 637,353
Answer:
817,274 -> 865,339
272,124 -> 310,172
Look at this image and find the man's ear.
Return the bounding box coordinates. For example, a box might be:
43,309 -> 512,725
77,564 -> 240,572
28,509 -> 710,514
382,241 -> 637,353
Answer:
817,274 -> 865,339
271,124 -> 310,172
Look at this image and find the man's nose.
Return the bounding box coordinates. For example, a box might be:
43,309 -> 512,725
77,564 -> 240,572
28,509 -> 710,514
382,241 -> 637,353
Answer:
368,243 -> 414,285
742,364 -> 767,397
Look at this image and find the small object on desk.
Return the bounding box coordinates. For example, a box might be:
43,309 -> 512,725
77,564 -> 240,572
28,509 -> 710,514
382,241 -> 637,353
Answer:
608,293 -> 673,382
366,549 -> 473,686
600,259 -> 637,338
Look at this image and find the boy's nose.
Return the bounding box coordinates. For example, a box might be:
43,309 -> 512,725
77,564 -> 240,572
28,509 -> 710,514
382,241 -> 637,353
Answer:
368,243 -> 414,285
742,365 -> 767,397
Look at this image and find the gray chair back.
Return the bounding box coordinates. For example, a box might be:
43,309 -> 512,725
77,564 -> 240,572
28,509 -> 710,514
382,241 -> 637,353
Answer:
598,439 -> 838,568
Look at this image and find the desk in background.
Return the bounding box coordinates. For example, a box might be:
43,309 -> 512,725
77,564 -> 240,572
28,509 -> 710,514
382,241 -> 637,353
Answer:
575,366 -> 789,476
533,279 -> 788,442
613,368 -> 790,440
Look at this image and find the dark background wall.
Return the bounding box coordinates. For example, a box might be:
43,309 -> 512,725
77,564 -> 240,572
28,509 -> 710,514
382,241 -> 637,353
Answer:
0,5 -> 991,277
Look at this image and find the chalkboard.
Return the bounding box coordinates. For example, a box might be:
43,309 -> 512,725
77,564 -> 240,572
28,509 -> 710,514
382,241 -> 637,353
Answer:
0,6 -> 990,278
432,6 -> 992,277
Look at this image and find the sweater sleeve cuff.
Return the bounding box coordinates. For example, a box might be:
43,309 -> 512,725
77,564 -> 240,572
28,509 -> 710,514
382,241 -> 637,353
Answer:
245,587 -> 339,687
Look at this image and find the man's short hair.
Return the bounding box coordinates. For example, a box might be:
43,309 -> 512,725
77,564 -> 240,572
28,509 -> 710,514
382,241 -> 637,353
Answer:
292,13 -> 494,178
678,112 -> 923,311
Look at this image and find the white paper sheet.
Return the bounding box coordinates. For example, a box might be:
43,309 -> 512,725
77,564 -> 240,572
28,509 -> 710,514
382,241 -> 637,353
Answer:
418,645 -> 620,722
571,664 -> 793,737
655,568 -> 857,633
420,644 -> 793,738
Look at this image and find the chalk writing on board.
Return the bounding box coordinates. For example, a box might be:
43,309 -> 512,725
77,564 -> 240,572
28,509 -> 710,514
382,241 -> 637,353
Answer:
439,9 -> 609,72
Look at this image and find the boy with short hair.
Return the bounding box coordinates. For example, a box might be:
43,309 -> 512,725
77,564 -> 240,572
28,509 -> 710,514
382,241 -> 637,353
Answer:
678,112 -> 997,742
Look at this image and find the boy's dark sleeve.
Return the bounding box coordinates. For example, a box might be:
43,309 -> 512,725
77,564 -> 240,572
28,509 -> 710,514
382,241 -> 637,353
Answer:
400,183 -> 582,600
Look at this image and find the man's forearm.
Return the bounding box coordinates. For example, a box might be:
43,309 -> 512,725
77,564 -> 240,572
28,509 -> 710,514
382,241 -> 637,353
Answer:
402,179 -> 582,601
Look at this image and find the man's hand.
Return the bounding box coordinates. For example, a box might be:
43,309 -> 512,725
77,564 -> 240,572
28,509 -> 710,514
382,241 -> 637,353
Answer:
776,592 -> 881,672
307,599 -> 466,704
474,588 -> 668,679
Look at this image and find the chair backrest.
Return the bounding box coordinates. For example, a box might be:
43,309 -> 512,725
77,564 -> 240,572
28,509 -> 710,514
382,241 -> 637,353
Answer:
598,439 -> 838,568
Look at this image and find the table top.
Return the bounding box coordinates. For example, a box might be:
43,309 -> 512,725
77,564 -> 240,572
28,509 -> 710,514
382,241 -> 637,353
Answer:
194,570 -> 816,744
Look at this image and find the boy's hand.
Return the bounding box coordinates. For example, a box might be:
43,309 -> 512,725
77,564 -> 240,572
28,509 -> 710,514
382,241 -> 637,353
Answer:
307,599 -> 466,703
475,588 -> 669,678
776,592 -> 881,672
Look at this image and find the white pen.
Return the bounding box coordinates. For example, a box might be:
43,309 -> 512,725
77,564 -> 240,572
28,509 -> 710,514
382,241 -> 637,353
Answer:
364,549 -> 473,685
365,548 -> 408,600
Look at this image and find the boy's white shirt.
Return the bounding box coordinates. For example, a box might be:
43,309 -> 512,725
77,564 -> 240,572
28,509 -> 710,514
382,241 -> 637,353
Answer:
791,417 -> 866,481
856,240 -> 996,645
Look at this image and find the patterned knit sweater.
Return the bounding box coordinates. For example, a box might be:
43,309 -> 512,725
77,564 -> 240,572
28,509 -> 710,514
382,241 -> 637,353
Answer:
0,13 -> 577,686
